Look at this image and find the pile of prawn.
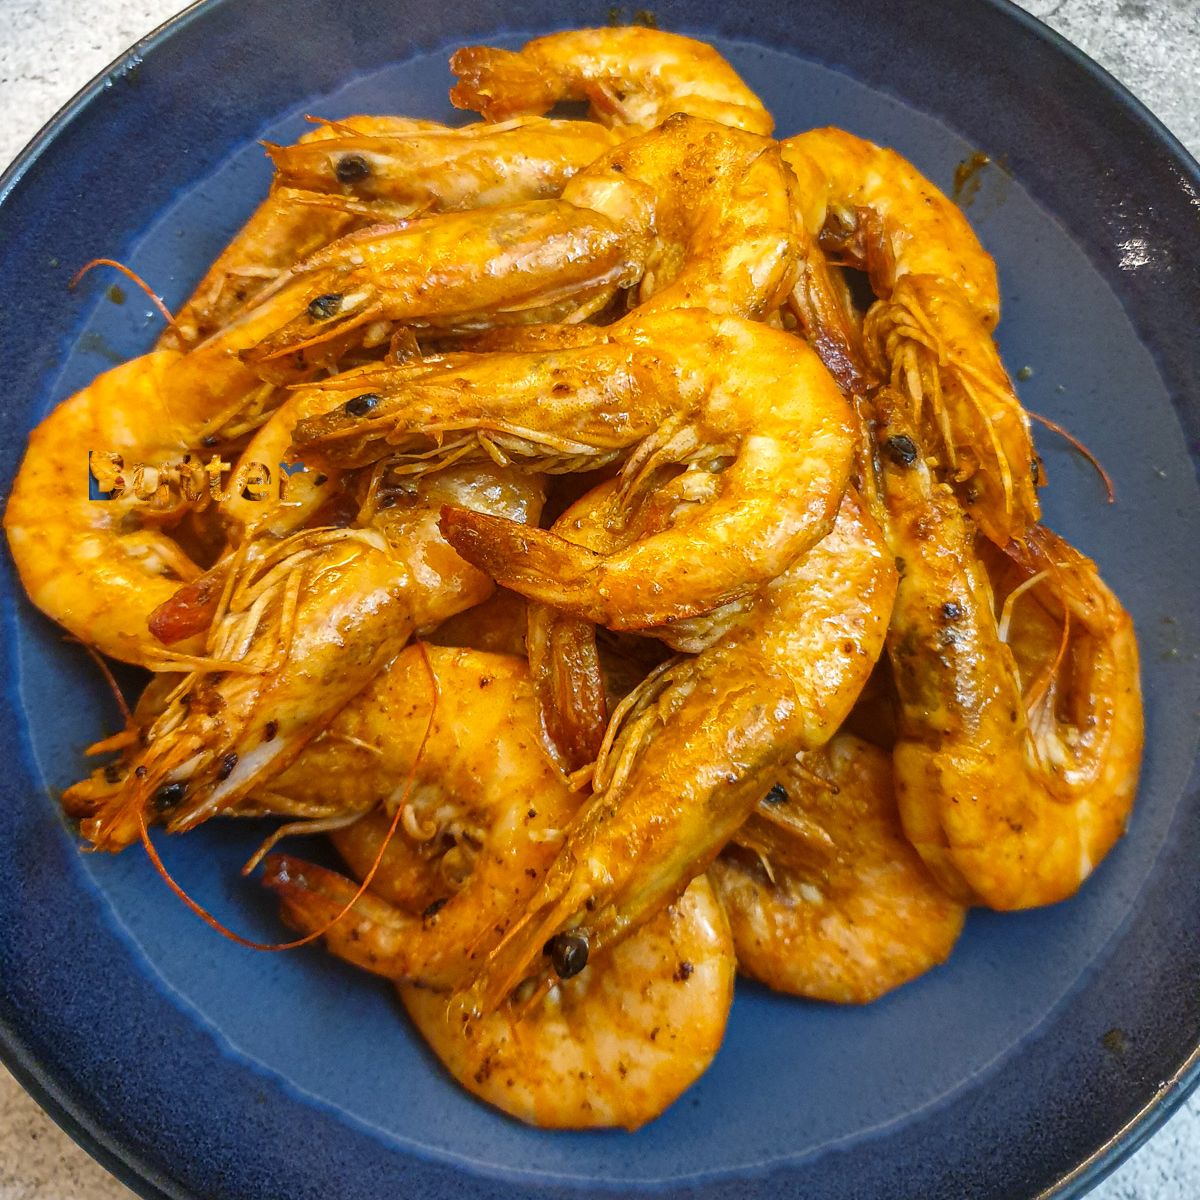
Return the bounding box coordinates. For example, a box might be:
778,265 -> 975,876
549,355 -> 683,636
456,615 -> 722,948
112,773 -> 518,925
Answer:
5,25 -> 1142,1131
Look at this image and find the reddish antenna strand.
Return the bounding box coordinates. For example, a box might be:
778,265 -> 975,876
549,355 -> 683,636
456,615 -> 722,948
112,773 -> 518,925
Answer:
1028,409 -> 1115,503
70,258 -> 179,332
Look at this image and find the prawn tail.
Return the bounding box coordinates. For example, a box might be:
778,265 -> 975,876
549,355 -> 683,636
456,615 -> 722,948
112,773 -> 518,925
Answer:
260,853 -> 413,979
448,48 -> 563,120
438,507 -> 603,617
526,602 -> 607,772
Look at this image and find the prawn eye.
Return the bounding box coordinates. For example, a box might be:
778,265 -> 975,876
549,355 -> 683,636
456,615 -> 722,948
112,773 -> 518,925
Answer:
335,154 -> 371,183
544,930 -> 589,980
152,781 -> 188,812
884,434 -> 918,466
763,783 -> 788,805
307,292 -> 343,320
344,393 -> 381,417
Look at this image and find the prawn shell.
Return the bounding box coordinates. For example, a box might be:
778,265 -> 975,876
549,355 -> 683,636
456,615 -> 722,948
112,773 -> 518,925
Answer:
401,874 -> 734,1130
713,735 -> 966,1003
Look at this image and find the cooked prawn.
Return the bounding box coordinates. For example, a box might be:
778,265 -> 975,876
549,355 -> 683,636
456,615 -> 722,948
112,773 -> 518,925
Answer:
7,351 -> 218,665
293,310 -> 853,626
240,200 -> 646,368
877,398 -> 1143,909
558,113 -> 800,319
464,488 -> 897,1012
266,115 -> 618,218
258,645 -> 580,987
782,127 -> 1038,545
160,116 -> 446,350
450,27 -> 773,135
400,875 -> 734,1130
62,465 -> 544,850
711,734 -> 966,1003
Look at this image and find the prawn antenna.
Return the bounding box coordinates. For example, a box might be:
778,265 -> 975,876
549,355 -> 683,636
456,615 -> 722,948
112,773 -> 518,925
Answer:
68,637 -> 133,725
136,640 -> 440,952
69,258 -> 180,333
1027,409 -> 1115,504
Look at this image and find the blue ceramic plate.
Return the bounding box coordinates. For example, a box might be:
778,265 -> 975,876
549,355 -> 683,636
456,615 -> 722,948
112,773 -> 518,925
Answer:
1,1 -> 1198,1197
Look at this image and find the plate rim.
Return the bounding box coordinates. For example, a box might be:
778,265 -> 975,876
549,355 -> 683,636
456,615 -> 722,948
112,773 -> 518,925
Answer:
0,2 -> 1197,1198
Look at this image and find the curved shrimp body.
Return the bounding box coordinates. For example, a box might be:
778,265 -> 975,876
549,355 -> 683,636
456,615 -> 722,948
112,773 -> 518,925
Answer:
560,113 -> 800,319
62,466 -> 544,851
241,200 -> 645,368
465,488 -> 898,1013
878,404 -> 1143,909
401,874 -> 734,1130
260,645 -> 582,988
783,128 -> 1038,545
450,28 -> 773,136
266,116 -> 619,217
6,351 -> 214,665
294,310 -> 854,627
782,128 -> 999,321
711,734 -> 966,1003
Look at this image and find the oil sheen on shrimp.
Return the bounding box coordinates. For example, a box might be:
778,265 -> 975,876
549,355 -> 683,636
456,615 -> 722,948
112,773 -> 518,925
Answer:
266,115 -> 618,216
294,310 -> 854,627
7,256 -> 366,666
160,116 -> 447,350
62,466 -> 544,851
465,489 -> 897,1013
258,645 -> 580,987
558,113 -> 801,319
240,200 -> 646,369
783,127 -> 1038,546
5,353 -> 205,665
450,27 -> 773,135
711,734 -> 966,1003
401,875 -> 734,1130
877,399 -> 1142,909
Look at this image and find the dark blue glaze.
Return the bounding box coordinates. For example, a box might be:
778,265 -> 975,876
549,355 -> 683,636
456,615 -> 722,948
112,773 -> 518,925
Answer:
0,2 -> 1198,1198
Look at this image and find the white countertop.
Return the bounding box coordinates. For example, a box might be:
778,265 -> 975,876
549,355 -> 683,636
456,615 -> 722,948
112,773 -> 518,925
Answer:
1,1 -> 1197,1196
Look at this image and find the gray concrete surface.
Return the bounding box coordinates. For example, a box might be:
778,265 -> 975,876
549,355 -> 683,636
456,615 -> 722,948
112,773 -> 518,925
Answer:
0,0 -> 1197,1196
